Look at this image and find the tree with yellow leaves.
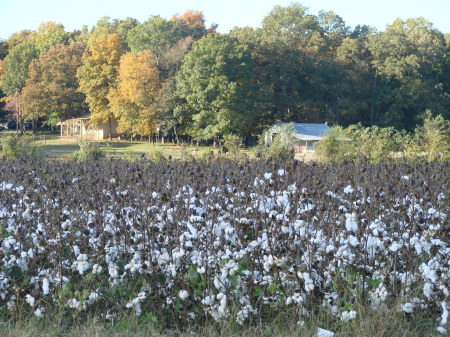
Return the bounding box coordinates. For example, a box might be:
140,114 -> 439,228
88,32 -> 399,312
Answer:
108,50 -> 160,139
77,33 -> 123,140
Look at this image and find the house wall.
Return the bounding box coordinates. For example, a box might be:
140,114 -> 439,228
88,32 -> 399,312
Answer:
60,118 -> 120,140
294,140 -> 318,153
100,119 -> 119,139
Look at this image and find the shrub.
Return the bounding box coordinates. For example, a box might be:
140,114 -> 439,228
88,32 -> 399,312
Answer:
0,133 -> 41,159
180,143 -> 195,162
404,111 -> 450,162
70,137 -> 107,162
314,126 -> 352,162
123,151 -> 143,162
258,124 -> 297,161
222,134 -> 243,161
149,150 -> 166,162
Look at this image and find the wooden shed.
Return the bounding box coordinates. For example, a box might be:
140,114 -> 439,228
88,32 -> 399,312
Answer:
57,117 -> 119,140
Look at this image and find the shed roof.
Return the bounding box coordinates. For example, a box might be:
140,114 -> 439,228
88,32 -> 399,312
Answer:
273,123 -> 330,141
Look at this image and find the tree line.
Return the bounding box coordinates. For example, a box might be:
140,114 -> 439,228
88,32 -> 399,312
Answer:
0,3 -> 449,142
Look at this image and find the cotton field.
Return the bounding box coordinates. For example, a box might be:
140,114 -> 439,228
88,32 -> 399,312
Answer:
0,159 -> 448,333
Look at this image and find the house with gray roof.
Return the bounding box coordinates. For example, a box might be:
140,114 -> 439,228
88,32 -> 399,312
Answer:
265,122 -> 330,152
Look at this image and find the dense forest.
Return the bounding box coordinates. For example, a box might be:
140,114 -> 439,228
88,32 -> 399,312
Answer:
0,3 -> 449,141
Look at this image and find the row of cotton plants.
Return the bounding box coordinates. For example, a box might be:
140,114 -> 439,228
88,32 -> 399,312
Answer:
0,159 -> 448,333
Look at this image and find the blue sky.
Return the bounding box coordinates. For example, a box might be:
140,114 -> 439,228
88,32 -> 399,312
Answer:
0,0 -> 449,40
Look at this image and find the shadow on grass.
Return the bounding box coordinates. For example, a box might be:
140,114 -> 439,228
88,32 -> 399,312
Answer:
42,144 -> 79,159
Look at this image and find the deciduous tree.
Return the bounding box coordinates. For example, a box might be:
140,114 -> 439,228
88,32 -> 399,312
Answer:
21,43 -> 87,129
0,42 -> 39,96
77,33 -> 124,139
88,17 -> 138,51
29,21 -> 68,52
171,10 -> 207,39
176,34 -> 265,142
127,16 -> 190,63
108,50 -> 160,138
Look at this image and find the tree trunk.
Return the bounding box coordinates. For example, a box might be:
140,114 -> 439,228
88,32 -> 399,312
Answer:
174,126 -> 179,145
108,117 -> 112,141
370,71 -> 378,126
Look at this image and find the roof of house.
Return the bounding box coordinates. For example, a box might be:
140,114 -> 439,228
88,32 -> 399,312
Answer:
56,116 -> 91,126
272,122 -> 330,141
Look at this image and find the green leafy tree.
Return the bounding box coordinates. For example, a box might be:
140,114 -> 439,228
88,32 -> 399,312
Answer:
77,33 -> 124,140
4,30 -> 33,50
230,26 -> 308,127
176,34 -> 265,142
127,16 -> 189,63
88,17 -> 138,51
0,39 -> 8,60
0,42 -> 39,131
405,111 -> 450,161
29,21 -> 68,52
368,18 -> 449,129
0,42 -> 39,96
261,3 -> 323,48
336,30 -> 379,126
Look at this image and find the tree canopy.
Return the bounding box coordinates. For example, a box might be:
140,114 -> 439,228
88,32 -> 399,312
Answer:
176,34 -> 265,140
0,3 -> 448,140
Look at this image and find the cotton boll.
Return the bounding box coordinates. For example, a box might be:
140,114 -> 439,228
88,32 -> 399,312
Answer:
25,294 -> 35,307
402,302 -> 414,313
301,273 -> 315,293
42,277 -> 50,295
436,326 -> 447,334
340,310 -> 357,322
345,213 -> 358,232
68,298 -> 80,309
348,235 -> 359,247
109,267 -> 119,279
179,290 -> 189,300
440,301 -> 448,326
34,307 -> 45,318
343,185 -> 354,194
389,242 -> 403,252
423,282 -> 433,298
88,292 -> 100,303
317,328 -> 335,337
326,245 -> 335,254
72,245 -> 80,256
92,264 -> 103,275
264,173 -> 273,180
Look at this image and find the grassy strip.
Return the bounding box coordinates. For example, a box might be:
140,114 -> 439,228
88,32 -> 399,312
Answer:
0,305 -> 441,337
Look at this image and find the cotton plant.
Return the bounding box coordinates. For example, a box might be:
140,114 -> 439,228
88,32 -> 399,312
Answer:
0,160 -> 447,332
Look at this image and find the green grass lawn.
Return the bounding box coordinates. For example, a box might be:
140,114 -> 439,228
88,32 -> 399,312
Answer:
1,131 -> 316,161
31,136 -> 218,160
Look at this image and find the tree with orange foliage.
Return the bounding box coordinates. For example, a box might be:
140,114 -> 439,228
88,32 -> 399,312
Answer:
108,50 -> 160,139
171,10 -> 208,39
